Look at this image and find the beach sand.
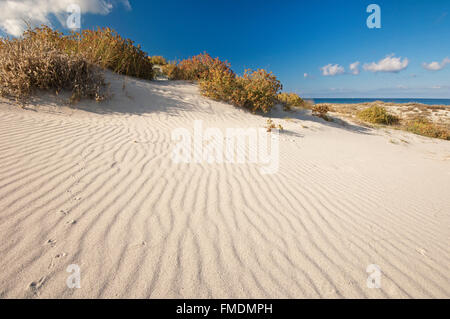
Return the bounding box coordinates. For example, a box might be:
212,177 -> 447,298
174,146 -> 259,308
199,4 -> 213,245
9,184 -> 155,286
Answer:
0,72 -> 449,298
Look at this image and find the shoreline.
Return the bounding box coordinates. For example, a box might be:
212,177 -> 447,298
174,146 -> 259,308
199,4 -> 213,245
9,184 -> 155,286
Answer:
307,99 -> 450,107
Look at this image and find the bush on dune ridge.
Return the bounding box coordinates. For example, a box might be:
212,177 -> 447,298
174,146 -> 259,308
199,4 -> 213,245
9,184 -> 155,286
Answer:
63,27 -> 154,80
199,68 -> 282,113
165,53 -> 283,113
24,26 -> 154,80
161,62 -> 183,80
176,53 -> 232,81
231,69 -> 282,113
149,56 -> 167,66
3,26 -> 447,141
0,29 -> 106,103
277,92 -> 305,109
199,66 -> 237,102
0,25 -> 156,103
1,26 -> 287,112
2,26 -> 288,114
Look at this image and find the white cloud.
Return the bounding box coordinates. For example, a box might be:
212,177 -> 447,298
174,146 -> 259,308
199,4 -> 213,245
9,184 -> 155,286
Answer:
422,58 -> 450,71
363,54 -> 409,73
349,61 -> 360,75
0,0 -> 131,37
321,64 -> 345,76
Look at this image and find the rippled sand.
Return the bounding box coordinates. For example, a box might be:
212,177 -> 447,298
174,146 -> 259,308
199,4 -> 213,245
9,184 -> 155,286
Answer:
0,73 -> 449,298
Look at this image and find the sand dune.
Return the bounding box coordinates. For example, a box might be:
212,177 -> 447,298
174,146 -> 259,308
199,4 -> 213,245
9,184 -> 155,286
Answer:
0,72 -> 449,298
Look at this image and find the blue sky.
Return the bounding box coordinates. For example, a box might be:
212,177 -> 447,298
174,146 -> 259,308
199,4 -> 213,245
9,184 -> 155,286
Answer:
2,0 -> 450,98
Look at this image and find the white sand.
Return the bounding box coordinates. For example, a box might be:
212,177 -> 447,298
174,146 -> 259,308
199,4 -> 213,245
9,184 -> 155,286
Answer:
0,72 -> 449,298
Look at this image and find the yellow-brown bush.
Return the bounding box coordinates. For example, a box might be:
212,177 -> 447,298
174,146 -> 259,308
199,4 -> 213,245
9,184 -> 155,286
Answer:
199,67 -> 237,102
166,53 -> 283,113
277,92 -> 304,108
312,104 -> 330,116
231,69 -> 283,113
357,105 -> 399,125
149,56 -> 167,65
161,63 -> 182,80
312,104 -> 331,121
0,30 -> 106,103
177,53 -> 232,81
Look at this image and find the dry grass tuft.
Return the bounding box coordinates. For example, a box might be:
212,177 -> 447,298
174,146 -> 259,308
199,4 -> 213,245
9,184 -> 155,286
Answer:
0,29 -> 106,104
21,26 -> 154,80
265,119 -> 283,132
0,25 -> 159,104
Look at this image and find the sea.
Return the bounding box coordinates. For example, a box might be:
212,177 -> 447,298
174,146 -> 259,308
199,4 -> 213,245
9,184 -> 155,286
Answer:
307,98 -> 450,106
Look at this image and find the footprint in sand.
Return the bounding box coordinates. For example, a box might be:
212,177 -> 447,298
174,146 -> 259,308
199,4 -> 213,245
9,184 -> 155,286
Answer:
48,252 -> 67,269
66,219 -> 77,226
46,239 -> 57,248
60,209 -> 71,215
28,276 -> 47,296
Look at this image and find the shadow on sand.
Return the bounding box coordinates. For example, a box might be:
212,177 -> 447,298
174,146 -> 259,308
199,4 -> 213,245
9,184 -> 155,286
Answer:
7,74 -> 372,136
261,106 -> 372,136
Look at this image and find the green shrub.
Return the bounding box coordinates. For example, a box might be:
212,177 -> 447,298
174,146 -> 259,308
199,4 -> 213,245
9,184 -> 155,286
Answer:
403,118 -> 449,140
357,105 -> 399,125
0,29 -> 106,103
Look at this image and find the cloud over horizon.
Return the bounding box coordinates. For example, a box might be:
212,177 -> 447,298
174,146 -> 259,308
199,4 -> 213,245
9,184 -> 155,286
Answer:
349,61 -> 360,75
0,0 -> 131,37
422,58 -> 450,71
363,54 -> 409,73
321,64 -> 345,76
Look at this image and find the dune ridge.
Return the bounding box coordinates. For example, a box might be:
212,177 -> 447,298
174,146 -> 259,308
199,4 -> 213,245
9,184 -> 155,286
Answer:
0,73 -> 449,298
